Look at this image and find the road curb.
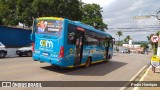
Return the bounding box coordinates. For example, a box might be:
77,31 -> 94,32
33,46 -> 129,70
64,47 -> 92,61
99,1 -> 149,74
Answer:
120,64 -> 150,90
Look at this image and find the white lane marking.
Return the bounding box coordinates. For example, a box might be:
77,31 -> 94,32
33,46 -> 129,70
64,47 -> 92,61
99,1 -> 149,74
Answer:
132,66 -> 151,90
120,65 -> 148,90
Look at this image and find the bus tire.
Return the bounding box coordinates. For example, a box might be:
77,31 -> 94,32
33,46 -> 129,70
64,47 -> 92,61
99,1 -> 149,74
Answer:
105,59 -> 109,63
105,55 -> 110,63
85,57 -> 91,68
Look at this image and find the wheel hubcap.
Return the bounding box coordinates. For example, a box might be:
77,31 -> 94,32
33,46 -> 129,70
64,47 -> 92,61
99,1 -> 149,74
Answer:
0,52 -> 5,58
28,52 -> 32,56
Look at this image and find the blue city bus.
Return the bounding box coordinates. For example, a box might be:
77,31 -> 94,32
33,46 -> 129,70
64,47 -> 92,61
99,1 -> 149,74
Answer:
31,17 -> 114,68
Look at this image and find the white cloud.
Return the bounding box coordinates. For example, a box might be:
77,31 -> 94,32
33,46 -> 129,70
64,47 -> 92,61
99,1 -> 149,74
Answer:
104,0 -> 160,41
81,0 -> 160,41
127,0 -> 144,11
81,0 -> 114,8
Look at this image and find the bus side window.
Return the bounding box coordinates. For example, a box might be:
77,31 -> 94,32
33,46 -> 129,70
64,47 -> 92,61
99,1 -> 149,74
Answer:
98,38 -> 105,47
84,34 -> 89,45
84,35 -> 98,46
101,39 -> 105,47
67,24 -> 76,44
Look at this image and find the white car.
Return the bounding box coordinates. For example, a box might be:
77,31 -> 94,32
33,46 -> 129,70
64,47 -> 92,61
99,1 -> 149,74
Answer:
16,46 -> 32,57
121,49 -> 130,53
0,42 -> 7,58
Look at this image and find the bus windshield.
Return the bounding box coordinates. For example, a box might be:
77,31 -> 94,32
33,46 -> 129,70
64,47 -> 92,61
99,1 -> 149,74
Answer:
36,20 -> 63,36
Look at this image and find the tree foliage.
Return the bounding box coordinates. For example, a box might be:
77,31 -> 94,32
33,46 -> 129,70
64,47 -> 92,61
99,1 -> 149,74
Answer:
16,0 -> 34,27
0,0 -> 82,27
0,0 -> 107,30
115,31 -> 123,46
124,35 -> 132,43
116,31 -> 123,40
81,3 -> 107,31
147,31 -> 160,55
0,0 -> 18,26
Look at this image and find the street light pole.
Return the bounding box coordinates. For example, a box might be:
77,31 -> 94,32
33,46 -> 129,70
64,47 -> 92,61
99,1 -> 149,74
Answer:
132,10 -> 160,55
156,11 -> 160,56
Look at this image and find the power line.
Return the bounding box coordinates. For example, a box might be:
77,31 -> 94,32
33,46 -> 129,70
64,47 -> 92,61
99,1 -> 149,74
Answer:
108,27 -> 160,30
109,28 -> 159,29
105,15 -> 160,21
107,30 -> 160,32
106,17 -> 132,21
108,26 -> 160,28
103,0 -> 159,14
109,24 -> 160,26
105,16 -> 156,21
109,28 -> 160,30
109,28 -> 160,29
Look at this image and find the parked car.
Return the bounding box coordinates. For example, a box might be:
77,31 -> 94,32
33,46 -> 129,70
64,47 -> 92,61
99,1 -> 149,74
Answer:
121,49 -> 130,54
16,46 -> 32,57
0,42 -> 7,58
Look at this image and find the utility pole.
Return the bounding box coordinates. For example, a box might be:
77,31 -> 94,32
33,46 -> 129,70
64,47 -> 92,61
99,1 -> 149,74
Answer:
132,10 -> 160,55
156,11 -> 160,56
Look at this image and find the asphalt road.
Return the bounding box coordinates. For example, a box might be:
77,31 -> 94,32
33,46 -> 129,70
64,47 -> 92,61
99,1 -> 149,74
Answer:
0,52 -> 150,90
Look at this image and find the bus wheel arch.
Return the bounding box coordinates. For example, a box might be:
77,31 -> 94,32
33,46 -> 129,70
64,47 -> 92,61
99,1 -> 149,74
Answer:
85,56 -> 92,68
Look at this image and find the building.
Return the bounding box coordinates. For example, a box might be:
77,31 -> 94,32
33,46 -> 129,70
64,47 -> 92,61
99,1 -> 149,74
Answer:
0,26 -> 32,47
123,44 -> 141,48
122,40 -> 144,53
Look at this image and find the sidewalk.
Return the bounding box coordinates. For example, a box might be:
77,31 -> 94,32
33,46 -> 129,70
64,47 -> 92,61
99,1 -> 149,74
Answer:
133,65 -> 160,90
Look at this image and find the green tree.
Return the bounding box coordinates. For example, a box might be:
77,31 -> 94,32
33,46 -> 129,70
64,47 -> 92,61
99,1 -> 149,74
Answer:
147,31 -> 160,55
28,0 -> 82,26
140,43 -> 149,52
0,0 -> 82,27
1,0 -> 107,28
81,3 -> 107,31
58,0 -> 82,20
116,31 -> 123,45
124,35 -> 132,43
16,0 -> 34,27
0,0 -> 18,26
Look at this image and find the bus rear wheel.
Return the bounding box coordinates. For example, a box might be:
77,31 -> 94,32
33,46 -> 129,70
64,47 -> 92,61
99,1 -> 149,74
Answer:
85,58 -> 91,68
105,55 -> 110,63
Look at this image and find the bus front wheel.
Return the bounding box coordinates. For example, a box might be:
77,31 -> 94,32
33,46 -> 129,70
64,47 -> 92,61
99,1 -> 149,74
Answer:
85,58 -> 91,68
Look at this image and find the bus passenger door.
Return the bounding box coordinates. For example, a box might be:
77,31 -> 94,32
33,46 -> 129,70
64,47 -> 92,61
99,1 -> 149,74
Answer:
74,31 -> 84,66
105,38 -> 110,60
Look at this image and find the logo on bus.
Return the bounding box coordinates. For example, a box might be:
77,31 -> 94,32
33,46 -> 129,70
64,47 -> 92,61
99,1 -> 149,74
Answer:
40,40 -> 53,48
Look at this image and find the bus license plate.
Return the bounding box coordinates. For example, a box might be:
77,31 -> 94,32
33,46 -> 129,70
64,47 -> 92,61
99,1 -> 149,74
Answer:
43,53 -> 48,56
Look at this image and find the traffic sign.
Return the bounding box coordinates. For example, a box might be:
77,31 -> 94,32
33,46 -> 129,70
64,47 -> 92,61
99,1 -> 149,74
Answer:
133,15 -> 151,19
150,55 -> 160,68
150,35 -> 159,43
156,11 -> 160,20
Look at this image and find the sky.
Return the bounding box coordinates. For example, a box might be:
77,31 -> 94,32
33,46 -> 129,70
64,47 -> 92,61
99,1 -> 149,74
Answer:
82,0 -> 160,41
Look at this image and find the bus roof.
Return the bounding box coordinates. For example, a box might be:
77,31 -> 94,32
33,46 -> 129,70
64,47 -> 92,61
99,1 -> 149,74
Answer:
37,17 -> 64,20
69,20 -> 112,38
